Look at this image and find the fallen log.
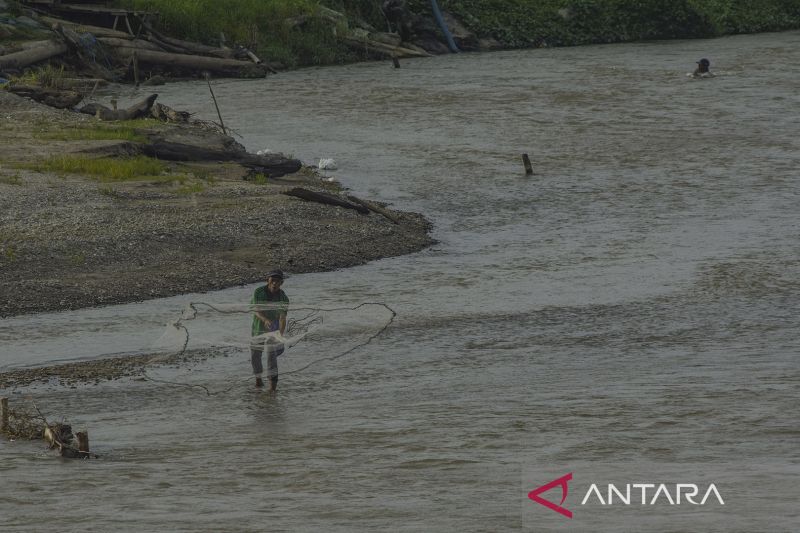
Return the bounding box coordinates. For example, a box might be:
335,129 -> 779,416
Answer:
138,140 -> 302,176
39,15 -> 133,40
342,33 -> 431,58
87,136 -> 302,177
110,48 -> 268,77
6,84 -> 83,109
141,21 -> 234,59
79,93 -> 158,120
346,194 -> 401,224
97,37 -> 165,52
0,42 -> 69,70
283,187 -> 370,214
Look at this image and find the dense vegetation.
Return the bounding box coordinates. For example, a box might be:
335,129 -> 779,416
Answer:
420,0 -> 800,47
115,1 -> 800,66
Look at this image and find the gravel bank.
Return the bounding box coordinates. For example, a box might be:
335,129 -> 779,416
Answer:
0,91 -> 433,319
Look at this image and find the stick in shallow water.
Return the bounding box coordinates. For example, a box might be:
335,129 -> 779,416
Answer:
205,72 -> 227,136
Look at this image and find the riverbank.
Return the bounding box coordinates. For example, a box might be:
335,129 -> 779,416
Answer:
122,0 -> 800,67
0,90 -> 433,319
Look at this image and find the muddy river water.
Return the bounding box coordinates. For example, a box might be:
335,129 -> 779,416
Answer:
2,31 -> 799,531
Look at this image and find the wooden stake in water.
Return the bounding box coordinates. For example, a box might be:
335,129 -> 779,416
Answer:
392,56 -> 401,69
0,397 -> 8,433
205,73 -> 227,136
76,431 -> 90,453
522,153 -> 534,175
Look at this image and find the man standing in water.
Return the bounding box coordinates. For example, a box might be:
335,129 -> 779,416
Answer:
251,270 -> 289,391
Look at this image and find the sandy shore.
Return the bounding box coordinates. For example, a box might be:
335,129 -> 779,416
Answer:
0,90 -> 432,387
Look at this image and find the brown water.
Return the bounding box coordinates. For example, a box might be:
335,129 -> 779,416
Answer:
1,32 -> 799,531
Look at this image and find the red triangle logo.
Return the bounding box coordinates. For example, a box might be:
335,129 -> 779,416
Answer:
528,472 -> 573,518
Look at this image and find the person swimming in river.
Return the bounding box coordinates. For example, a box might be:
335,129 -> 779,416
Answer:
692,58 -> 715,78
251,269 -> 289,392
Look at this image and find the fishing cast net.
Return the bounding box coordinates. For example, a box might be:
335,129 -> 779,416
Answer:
146,301 -> 396,394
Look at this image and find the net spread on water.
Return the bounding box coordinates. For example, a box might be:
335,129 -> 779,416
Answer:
146,301 -> 396,395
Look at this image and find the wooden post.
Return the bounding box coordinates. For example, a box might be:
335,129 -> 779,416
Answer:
132,51 -> 140,87
392,56 -> 401,69
0,397 -> 8,433
76,431 -> 89,453
522,153 -> 533,175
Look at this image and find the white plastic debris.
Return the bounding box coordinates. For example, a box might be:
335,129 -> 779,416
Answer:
318,158 -> 338,170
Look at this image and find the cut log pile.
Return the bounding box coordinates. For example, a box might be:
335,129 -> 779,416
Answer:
0,12 -> 273,80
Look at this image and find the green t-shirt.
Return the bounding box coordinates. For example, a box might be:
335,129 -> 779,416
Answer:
251,286 -> 289,336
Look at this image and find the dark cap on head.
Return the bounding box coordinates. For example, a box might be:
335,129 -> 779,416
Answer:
697,58 -> 710,67
266,269 -> 284,280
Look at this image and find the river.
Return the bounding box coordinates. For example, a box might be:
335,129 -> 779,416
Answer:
1,31 -> 799,531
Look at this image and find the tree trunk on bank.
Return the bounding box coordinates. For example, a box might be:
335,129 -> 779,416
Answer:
110,48 -> 267,77
283,188 -> 370,214
6,84 -> 83,109
0,42 -> 69,70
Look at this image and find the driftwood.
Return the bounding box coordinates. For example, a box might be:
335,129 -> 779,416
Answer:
346,195 -> 401,224
79,93 -> 158,120
342,36 -> 431,59
283,187 -> 370,214
0,42 -> 69,70
150,102 -> 191,123
85,124 -> 301,176
6,84 -> 83,108
135,140 -> 302,177
140,21 -> 234,59
39,15 -> 133,39
343,28 -> 431,58
111,48 -> 267,77
43,422 -> 94,459
97,37 -> 165,52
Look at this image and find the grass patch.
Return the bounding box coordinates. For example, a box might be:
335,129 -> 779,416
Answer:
12,65 -> 67,89
0,174 -> 24,186
250,172 -> 269,185
35,126 -> 149,143
174,182 -> 206,195
24,155 -> 169,182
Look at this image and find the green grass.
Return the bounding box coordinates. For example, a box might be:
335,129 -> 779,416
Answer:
117,0 -> 371,66
35,126 -> 149,143
24,155 -> 169,182
0,174 -> 24,186
11,65 -> 67,89
174,182 -> 206,195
